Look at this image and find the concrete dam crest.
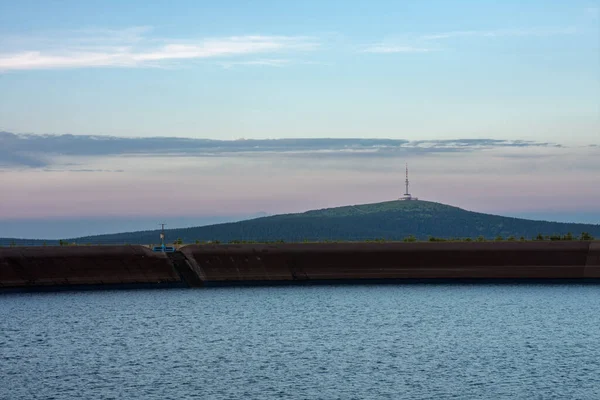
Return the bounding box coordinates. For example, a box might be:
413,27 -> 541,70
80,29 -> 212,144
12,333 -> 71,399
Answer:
1,242 -> 600,291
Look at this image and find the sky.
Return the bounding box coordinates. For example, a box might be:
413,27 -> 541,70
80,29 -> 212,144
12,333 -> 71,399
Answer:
0,0 -> 599,238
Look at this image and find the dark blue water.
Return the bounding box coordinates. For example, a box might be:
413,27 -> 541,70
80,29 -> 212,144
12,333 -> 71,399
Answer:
2,285 -> 600,399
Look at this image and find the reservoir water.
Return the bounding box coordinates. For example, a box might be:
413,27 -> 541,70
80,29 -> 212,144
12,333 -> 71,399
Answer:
2,284 -> 600,399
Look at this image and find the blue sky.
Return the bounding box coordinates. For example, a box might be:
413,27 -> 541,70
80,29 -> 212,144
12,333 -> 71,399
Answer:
1,0 -> 598,142
0,0 -> 599,237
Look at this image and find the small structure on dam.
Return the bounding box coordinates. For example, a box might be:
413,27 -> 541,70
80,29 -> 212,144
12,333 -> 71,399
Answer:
152,223 -> 176,253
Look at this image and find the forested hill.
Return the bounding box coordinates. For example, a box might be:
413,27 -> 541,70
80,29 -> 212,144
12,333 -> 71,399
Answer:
8,200 -> 596,246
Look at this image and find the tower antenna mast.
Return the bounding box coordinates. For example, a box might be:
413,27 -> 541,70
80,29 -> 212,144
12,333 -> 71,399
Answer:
399,162 -> 417,201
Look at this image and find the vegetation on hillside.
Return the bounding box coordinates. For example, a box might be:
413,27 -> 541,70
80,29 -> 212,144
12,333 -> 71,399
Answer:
2,200 -> 597,246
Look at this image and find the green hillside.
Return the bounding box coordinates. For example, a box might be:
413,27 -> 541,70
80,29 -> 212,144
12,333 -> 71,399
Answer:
15,200 -> 595,245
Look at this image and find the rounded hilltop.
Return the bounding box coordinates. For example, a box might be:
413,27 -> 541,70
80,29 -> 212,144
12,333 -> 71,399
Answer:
28,200 -> 598,246
290,200 -> 461,219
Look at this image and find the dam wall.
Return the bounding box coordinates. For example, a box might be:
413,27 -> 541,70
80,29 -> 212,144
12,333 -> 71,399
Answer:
0,245 -> 185,290
180,241 -> 600,285
1,242 -> 599,291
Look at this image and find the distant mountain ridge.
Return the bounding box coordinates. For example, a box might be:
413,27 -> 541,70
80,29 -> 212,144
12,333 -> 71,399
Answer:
2,200 -> 598,246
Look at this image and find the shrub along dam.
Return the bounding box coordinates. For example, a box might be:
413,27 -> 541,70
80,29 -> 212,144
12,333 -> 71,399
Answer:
1,241 -> 600,291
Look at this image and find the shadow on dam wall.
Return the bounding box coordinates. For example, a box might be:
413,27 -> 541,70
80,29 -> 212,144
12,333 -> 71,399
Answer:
1,242 -> 599,291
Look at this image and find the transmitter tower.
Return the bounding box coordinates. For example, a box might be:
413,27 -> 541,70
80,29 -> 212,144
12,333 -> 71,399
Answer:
400,163 -> 418,201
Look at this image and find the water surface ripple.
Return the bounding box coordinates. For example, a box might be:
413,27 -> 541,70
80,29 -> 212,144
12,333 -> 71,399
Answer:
1,284 -> 599,399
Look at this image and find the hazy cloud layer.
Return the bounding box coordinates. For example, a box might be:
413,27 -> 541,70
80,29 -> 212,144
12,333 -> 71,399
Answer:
420,27 -> 579,40
364,26 -> 581,53
0,131 -> 562,168
1,132 -> 598,222
0,24 -> 587,70
0,27 -> 318,71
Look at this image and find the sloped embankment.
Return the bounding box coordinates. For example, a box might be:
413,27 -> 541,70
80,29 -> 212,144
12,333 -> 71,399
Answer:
180,241 -> 600,285
0,245 -> 185,290
1,242 -> 599,291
